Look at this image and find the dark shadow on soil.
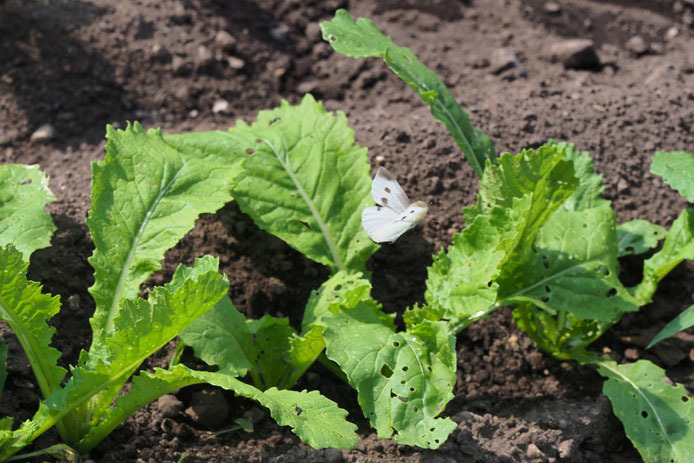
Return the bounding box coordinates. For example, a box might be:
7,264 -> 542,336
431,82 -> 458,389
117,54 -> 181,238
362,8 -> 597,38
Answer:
0,1 -> 136,147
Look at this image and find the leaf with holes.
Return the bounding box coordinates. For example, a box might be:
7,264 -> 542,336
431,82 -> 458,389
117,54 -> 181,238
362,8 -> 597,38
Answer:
424,202 -> 522,322
617,219 -> 667,257
167,94 -> 377,274
322,301 -> 457,449
499,206 -> 638,322
320,9 -> 495,177
594,359 -> 694,463
651,151 -> 694,202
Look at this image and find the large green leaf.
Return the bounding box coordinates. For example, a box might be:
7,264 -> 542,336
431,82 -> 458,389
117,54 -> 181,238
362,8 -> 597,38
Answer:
50,256 -> 228,445
0,164 -> 56,259
167,94 -> 377,274
190,369 -> 359,449
0,245 -> 65,398
424,211 -> 508,322
617,219 -> 667,257
87,122 -> 238,341
647,304 -> 694,349
636,210 -> 694,304
595,359 -> 694,463
500,206 -> 637,322
322,302 -> 457,448
320,9 -> 495,177
651,151 -> 694,202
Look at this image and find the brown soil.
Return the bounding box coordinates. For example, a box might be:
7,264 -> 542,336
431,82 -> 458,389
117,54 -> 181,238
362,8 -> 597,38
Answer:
2,0 -> 694,462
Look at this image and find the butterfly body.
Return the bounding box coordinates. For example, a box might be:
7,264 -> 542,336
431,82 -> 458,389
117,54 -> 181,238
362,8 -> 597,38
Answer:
362,167 -> 428,243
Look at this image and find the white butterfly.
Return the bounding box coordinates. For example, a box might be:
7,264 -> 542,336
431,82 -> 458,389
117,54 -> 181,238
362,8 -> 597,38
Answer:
362,167 -> 428,243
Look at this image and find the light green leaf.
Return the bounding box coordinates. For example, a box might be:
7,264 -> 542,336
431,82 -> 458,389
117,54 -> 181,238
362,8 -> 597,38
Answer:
595,359 -> 694,463
546,141 -> 608,211
647,304 -> 694,349
322,303 -> 456,448
475,147 -> 578,248
636,210 -> 694,304
321,9 -> 495,177
424,212 -> 506,321
167,94 -> 378,274
617,219 -> 667,257
0,245 -> 65,398
0,164 -> 56,259
52,256 -> 228,445
182,294 -> 322,390
87,122 -> 238,341
302,271 -> 372,331
189,369 -> 359,449
500,206 -> 638,322
651,151 -> 694,202
179,295 -> 254,379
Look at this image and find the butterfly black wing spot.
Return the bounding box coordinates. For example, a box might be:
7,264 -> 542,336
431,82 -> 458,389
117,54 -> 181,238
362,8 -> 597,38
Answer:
381,197 -> 389,205
376,206 -> 382,211
401,216 -> 407,220
384,187 -> 391,193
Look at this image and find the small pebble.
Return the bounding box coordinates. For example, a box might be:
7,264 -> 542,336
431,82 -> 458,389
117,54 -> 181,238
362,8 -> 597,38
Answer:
157,394 -> 184,418
625,35 -> 648,56
212,99 -> 230,115
526,443 -> 546,460
227,56 -> 245,69
665,26 -> 679,41
270,25 -> 288,41
30,124 -> 56,142
489,48 -> 519,74
215,30 -> 237,52
543,2 -> 561,14
541,39 -> 600,70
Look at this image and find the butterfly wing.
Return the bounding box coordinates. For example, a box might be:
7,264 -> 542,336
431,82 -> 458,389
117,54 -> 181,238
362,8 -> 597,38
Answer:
362,206 -> 417,243
372,167 -> 411,213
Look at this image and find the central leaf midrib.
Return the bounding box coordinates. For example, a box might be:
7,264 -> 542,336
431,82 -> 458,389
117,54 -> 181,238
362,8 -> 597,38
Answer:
262,138 -> 345,272
105,162 -> 181,334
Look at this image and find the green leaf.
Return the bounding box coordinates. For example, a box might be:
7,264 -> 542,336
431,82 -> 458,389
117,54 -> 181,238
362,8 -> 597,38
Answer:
322,302 -> 456,449
302,271 -> 372,331
424,212 -> 506,321
0,164 -> 56,259
52,256 -> 228,446
595,359 -> 694,463
179,295 -> 254,379
546,141 -> 608,211
500,206 -> 638,322
636,210 -> 694,304
647,304 -> 694,349
0,245 -> 65,398
617,219 -> 667,257
87,122 -> 238,341
651,151 -> 694,202
167,94 -> 378,274
182,294 -> 321,390
321,9 -> 495,177
189,369 -> 359,449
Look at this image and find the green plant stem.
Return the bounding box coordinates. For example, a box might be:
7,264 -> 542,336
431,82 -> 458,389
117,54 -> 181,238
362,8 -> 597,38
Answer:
6,443 -> 78,462
73,374 -> 204,453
